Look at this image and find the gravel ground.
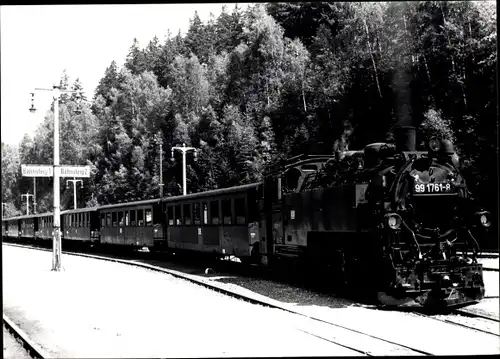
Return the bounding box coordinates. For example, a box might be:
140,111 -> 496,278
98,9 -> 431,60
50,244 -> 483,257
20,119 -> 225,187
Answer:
3,325 -> 32,359
2,244 -> 373,358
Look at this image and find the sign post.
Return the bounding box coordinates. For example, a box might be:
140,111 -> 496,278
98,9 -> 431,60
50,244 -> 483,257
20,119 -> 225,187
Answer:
29,85 -> 85,271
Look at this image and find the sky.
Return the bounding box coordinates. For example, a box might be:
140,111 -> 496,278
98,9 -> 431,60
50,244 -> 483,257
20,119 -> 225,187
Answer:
0,3 -> 247,147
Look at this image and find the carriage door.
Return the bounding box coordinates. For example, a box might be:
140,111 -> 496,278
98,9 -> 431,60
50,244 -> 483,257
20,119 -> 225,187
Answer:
117,210 -> 125,244
260,175 -> 283,265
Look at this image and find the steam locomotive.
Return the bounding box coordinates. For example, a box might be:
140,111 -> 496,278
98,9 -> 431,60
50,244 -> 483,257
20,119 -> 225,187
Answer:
264,126 -> 491,308
2,127 -> 491,309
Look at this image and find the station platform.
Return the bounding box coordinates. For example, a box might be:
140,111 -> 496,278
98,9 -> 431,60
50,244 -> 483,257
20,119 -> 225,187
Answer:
2,244 -> 361,358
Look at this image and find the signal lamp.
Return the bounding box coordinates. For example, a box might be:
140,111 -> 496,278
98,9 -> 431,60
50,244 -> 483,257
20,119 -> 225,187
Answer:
428,137 -> 441,152
384,213 -> 402,230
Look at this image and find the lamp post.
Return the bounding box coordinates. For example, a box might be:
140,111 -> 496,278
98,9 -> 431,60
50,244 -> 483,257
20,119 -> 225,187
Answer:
154,132 -> 164,198
33,178 -> 37,214
30,85 -> 84,271
66,177 -> 83,209
171,143 -> 198,196
21,193 -> 34,216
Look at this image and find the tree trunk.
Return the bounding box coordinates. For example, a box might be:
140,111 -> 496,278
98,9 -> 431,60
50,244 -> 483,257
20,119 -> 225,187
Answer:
441,5 -> 467,109
363,19 -> 382,98
301,72 -> 307,113
422,54 -> 431,82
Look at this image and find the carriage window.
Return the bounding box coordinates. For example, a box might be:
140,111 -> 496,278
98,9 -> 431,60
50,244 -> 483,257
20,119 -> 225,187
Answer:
222,199 -> 232,225
210,201 -> 219,225
112,212 -> 117,227
101,213 -> 105,227
203,202 -> 208,225
137,209 -> 144,226
125,211 -> 130,226
106,212 -> 111,227
80,213 -> 83,227
145,208 -> 152,226
235,198 -> 246,225
87,213 -> 90,227
183,204 -> 191,225
168,206 -> 174,225
118,211 -> 124,226
130,210 -> 136,226
193,203 -> 201,225
174,205 -> 181,225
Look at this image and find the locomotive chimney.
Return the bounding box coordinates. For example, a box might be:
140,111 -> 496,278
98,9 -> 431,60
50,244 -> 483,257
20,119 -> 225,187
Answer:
393,60 -> 416,152
395,126 -> 416,152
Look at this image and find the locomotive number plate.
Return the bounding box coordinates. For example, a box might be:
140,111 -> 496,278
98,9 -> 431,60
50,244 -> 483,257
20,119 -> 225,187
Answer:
413,182 -> 454,194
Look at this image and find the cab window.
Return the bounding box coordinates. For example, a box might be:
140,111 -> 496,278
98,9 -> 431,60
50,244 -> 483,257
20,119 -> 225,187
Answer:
222,199 -> 232,225
130,210 -> 136,226
210,201 -> 219,225
145,208 -> 152,226
175,205 -> 181,225
235,198 -> 246,225
167,206 -> 174,225
183,204 -> 191,225
137,209 -> 144,226
193,203 -> 201,225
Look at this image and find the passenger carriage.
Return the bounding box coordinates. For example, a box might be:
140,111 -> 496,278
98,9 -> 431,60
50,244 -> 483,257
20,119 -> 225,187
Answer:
19,214 -> 37,242
62,207 -> 100,246
162,183 -> 261,261
3,216 -> 21,241
2,218 -> 8,238
36,212 -> 55,242
98,198 -> 164,250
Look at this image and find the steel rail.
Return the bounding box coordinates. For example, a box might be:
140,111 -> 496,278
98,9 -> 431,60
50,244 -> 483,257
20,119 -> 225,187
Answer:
411,309 -> 499,338
3,315 -> 49,359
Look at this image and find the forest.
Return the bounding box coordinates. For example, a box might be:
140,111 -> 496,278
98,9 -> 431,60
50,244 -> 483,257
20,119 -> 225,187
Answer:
1,2 -> 497,237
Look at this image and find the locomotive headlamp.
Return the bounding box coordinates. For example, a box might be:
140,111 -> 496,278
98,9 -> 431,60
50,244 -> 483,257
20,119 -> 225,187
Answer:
384,213 -> 402,230
428,137 -> 441,152
476,211 -> 492,228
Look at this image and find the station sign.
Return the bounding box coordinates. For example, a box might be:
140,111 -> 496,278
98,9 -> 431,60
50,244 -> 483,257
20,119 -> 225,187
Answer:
56,166 -> 90,178
21,164 -> 53,177
21,164 -> 90,178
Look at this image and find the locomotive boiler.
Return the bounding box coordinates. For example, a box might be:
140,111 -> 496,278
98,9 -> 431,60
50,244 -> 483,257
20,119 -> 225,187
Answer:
259,126 -> 490,308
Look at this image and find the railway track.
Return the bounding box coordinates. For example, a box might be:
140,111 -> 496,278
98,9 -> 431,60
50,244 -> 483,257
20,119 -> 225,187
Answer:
414,309 -> 500,338
3,315 -> 48,359
4,242 -> 434,356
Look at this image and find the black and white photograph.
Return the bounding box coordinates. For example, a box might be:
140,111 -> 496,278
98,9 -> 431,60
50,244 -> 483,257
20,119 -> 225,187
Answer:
1,2 -> 498,357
